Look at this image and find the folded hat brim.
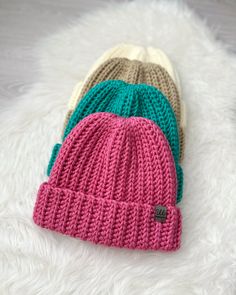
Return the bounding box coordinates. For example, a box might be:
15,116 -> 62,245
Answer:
33,183 -> 181,251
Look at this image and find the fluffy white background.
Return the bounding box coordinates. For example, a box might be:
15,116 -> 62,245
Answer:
1,1 -> 236,294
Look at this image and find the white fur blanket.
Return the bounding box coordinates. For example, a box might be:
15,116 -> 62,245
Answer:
1,1 -> 236,294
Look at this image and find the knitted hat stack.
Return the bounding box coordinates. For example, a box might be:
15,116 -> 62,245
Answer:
33,44 -> 186,252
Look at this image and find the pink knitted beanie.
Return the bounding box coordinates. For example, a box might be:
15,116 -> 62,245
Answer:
33,112 -> 181,251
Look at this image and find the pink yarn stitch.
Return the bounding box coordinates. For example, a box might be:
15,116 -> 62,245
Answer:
33,112 -> 181,251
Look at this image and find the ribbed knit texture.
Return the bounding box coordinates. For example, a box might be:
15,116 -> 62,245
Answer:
86,44 -> 181,92
66,44 -> 182,113
34,113 -> 182,251
64,58 -> 185,160
47,80 -> 183,203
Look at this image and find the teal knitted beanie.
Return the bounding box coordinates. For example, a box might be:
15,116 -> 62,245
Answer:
47,80 -> 183,202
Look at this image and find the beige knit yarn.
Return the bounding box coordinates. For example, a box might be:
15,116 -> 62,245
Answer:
67,44 -> 182,111
86,44 -> 181,92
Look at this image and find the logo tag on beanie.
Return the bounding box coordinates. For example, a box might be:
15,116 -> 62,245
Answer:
155,205 -> 167,223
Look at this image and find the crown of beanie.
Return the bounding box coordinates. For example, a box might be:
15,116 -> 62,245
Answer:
87,44 -> 181,91
64,58 -> 185,160
65,80 -> 180,157
47,80 -> 183,202
34,113 -> 182,251
80,58 -> 181,132
65,45 -> 182,124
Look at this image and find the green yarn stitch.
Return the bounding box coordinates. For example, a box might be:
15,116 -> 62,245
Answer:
47,143 -> 61,176
176,165 -> 183,203
47,80 -> 183,202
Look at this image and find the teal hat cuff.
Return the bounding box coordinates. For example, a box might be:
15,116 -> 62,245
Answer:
47,143 -> 61,176
176,164 -> 183,203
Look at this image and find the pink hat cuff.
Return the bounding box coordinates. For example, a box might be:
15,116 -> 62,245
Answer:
33,183 -> 181,251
